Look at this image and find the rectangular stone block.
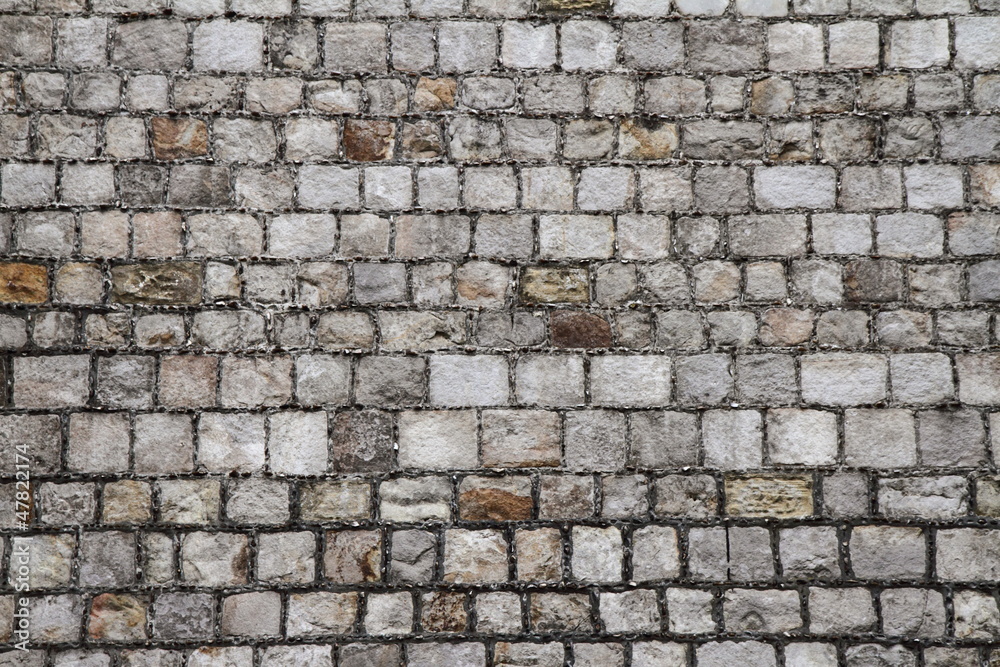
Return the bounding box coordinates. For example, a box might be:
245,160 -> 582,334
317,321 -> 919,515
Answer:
725,475 -> 813,518
111,262 -> 202,305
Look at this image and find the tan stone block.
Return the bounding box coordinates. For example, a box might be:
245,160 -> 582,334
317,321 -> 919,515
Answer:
324,530 -> 382,583
158,355 -> 218,408
520,267 -> 589,304
102,480 -> 152,524
481,410 -> 561,468
618,119 -> 679,159
414,77 -> 456,111
725,475 -> 813,518
516,528 -> 562,582
300,480 -> 372,522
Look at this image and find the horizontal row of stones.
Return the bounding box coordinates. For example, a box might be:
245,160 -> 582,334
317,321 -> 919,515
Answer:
2,392 -> 999,470
6,0 -> 995,19
6,461 -> 1000,523
5,350 -> 1000,410
5,209 -> 1000,262
2,261 -> 1000,313
5,160 -> 1000,214
4,14 -> 1000,74
6,465 -> 1000,531
17,643 -> 1000,667
0,644 -> 996,667
8,70 -> 1000,119
4,307 -> 1000,354
10,112 -> 1000,166
5,522 -> 1000,589
10,582 -> 1000,645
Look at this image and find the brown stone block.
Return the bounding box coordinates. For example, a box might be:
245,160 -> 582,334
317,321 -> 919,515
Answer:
551,311 -> 612,348
151,117 -> 209,160
0,262 -> 47,303
111,262 -> 202,305
88,593 -> 148,642
344,119 -> 396,161
420,591 -> 467,633
459,476 -> 533,521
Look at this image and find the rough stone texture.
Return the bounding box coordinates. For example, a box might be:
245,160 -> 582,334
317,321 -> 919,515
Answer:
0,1 -> 997,661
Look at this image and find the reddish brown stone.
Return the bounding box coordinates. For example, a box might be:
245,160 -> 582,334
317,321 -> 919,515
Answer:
344,119 -> 395,161
0,263 -> 47,303
420,592 -> 466,633
551,311 -> 612,348
151,117 -> 208,160
414,77 -> 456,112
459,476 -> 533,521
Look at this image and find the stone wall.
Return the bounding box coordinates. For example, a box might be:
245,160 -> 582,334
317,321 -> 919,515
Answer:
1,0 -> 1000,664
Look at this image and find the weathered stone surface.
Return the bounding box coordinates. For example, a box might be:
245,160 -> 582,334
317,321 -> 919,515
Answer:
538,0 -> 609,9
520,267 -> 589,303
111,262 -> 202,305
619,119 -> 678,159
6,0 -> 1000,656
324,530 -> 382,583
151,118 -> 208,160
725,475 -> 813,518
344,119 -> 395,161
88,594 -> 147,642
0,263 -> 47,303
287,592 -> 358,637
550,311 -> 612,347
459,476 -> 533,521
